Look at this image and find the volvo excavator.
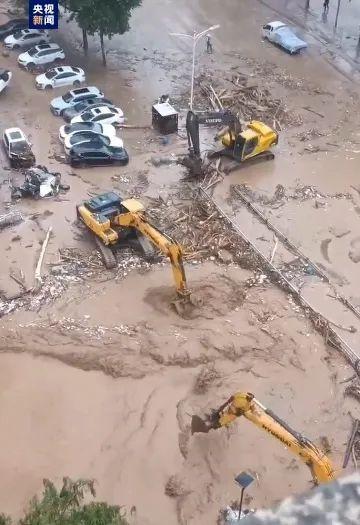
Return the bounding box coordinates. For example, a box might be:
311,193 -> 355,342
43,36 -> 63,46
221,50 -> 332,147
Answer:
183,110 -> 278,176
76,192 -> 190,303
191,392 -> 335,485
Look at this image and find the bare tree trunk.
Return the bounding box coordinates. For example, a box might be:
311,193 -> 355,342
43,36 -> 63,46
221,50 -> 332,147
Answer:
82,28 -> 88,54
305,0 -> 310,8
100,30 -> 106,66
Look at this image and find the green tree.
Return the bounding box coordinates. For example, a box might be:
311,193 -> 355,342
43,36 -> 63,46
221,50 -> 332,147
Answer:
63,0 -> 142,65
1,478 -> 128,525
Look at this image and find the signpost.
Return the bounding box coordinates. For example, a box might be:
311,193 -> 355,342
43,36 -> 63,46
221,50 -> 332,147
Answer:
234,472 -> 254,521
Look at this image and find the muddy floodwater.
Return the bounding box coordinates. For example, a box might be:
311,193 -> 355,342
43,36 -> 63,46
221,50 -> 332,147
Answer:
1,0 -> 360,522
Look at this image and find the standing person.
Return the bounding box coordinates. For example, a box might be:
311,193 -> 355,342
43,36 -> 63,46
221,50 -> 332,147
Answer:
206,34 -> 213,54
323,0 -> 329,12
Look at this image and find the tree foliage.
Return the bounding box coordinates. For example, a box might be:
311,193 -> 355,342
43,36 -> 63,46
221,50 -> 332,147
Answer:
1,478 -> 128,525
61,0 -> 142,65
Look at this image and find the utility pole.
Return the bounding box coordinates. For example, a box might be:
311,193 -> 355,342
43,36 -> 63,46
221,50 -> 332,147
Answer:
335,0 -> 342,28
169,25 -> 220,110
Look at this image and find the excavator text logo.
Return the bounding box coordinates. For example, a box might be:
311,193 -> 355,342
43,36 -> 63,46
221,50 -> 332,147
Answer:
262,424 -> 292,448
204,118 -> 223,124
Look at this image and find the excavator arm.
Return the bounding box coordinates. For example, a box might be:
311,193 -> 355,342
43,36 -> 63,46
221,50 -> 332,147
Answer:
114,211 -> 189,298
191,392 -> 335,485
183,110 -> 240,176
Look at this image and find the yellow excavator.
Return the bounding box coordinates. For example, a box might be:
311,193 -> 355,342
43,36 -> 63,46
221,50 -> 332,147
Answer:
191,392 -> 335,485
76,192 -> 190,301
183,110 -> 278,176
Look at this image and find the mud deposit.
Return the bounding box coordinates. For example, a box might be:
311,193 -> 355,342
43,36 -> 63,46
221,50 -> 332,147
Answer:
1,0 -> 360,522
0,264 -> 354,523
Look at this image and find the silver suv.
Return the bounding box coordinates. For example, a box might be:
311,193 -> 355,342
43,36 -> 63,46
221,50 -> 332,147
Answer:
50,86 -> 104,116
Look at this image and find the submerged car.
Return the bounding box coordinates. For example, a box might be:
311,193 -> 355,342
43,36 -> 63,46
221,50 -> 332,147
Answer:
262,21 -> 307,54
18,43 -> 65,70
0,19 -> 28,40
59,121 -> 116,143
62,97 -> 114,122
71,105 -> 125,126
0,69 -> 12,93
50,86 -> 104,116
36,66 -> 85,90
4,29 -> 50,49
64,131 -> 123,154
3,127 -> 35,168
68,141 -> 129,167
11,166 -> 69,199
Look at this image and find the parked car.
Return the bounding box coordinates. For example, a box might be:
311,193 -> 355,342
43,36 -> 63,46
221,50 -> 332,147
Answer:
0,69 -> 12,93
262,21 -> 307,54
59,122 -> 116,143
64,131 -> 124,154
4,29 -> 50,49
18,43 -> 65,70
62,98 -> 115,122
0,19 -> 28,40
36,66 -> 85,90
71,106 -> 125,127
50,86 -> 104,116
68,141 -> 129,167
3,127 -> 35,168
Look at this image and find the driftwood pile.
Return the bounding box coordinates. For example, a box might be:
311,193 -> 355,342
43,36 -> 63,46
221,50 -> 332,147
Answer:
146,194 -> 258,267
196,72 -> 302,131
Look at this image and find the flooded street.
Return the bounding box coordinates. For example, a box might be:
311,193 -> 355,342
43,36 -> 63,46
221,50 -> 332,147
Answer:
1,0 -> 360,522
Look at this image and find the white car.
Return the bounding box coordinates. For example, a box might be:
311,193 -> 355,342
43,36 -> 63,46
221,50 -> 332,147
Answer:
64,131 -> 123,154
36,66 -> 85,90
261,21 -> 307,54
50,86 -> 104,116
3,127 -> 35,167
59,121 -> 116,143
18,43 -> 65,70
4,29 -> 50,49
0,69 -> 12,93
71,106 -> 125,127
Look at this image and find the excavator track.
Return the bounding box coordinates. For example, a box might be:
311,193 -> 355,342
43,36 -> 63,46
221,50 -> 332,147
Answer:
94,235 -> 117,269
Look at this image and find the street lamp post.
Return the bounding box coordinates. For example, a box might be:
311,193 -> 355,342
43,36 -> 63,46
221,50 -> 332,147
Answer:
170,25 -> 220,110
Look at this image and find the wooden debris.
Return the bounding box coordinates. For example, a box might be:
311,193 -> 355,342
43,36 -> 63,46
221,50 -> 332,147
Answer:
269,235 -> 278,264
302,106 -> 325,118
343,419 -> 360,468
34,227 -> 52,290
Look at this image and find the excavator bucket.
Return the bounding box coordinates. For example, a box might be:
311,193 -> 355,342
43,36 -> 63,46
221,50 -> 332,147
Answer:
191,413 -> 221,434
191,415 -> 213,434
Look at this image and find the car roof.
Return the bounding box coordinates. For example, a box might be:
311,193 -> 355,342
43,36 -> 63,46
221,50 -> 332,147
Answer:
34,43 -> 61,51
4,127 -> 26,139
90,106 -> 115,115
268,21 -> 287,28
21,29 -> 45,35
52,65 -> 81,74
71,86 -> 101,96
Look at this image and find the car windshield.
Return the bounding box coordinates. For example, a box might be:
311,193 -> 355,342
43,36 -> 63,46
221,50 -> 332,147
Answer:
62,92 -> 73,103
10,140 -> 29,153
13,31 -> 22,38
81,111 -> 92,120
45,69 -> 56,79
28,48 -> 38,56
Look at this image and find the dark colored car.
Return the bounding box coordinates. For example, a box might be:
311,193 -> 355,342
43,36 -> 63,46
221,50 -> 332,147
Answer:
62,98 -> 114,122
0,18 -> 28,39
68,141 -> 129,167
